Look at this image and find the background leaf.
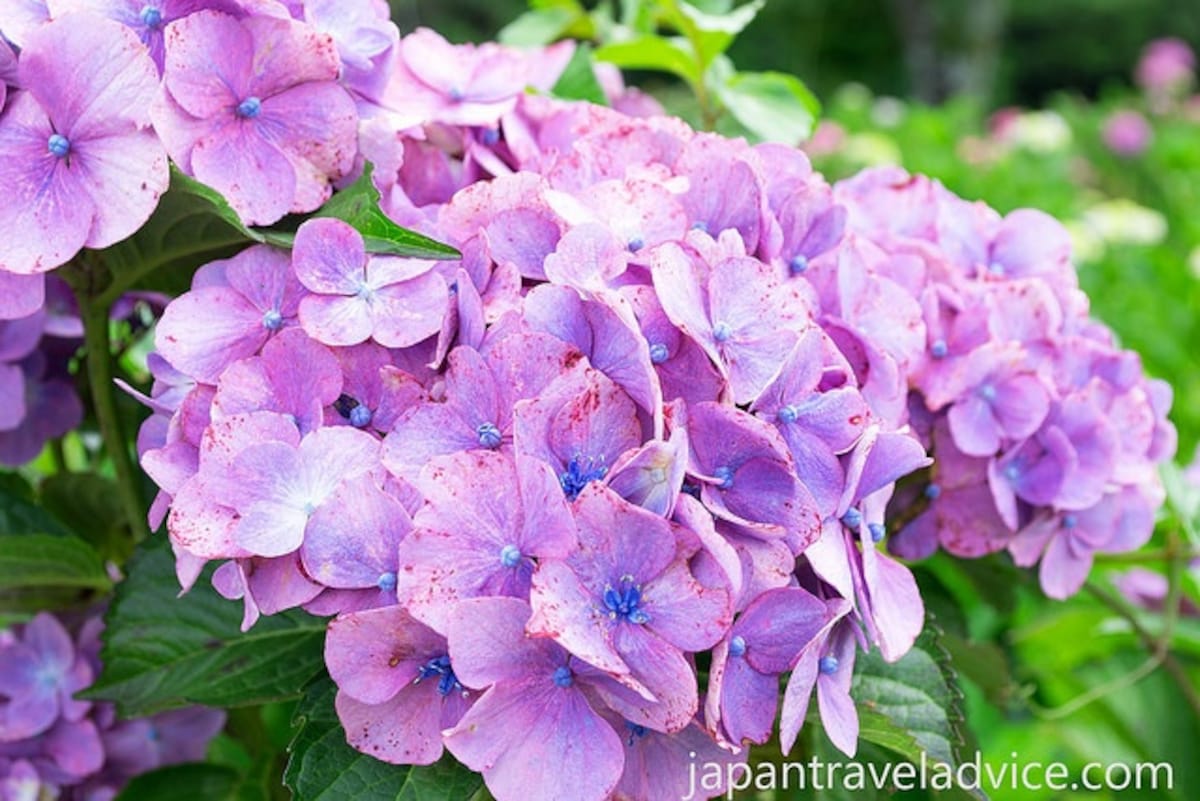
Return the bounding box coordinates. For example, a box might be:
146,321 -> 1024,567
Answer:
717,69 -> 821,143
551,44 -> 610,105
0,534 -> 111,592
285,677 -> 482,801
304,164 -> 461,260
84,536 -> 327,717
851,620 -> 973,775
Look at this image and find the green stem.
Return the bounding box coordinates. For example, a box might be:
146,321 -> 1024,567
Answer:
1094,546 -> 1200,564
78,290 -> 150,542
1085,579 -> 1200,720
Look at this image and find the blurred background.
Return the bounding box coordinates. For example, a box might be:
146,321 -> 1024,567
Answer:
389,3 -> 1200,800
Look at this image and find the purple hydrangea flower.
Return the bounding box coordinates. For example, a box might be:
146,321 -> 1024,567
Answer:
444,597 -> 625,801
151,9 -> 358,224
0,14 -> 167,274
293,218 -> 447,348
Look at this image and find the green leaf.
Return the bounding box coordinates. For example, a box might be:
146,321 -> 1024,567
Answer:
664,0 -> 764,69
96,167 -> 257,303
550,44 -> 609,106
0,535 -> 112,592
115,764 -> 242,801
40,473 -> 132,563
84,536 -> 327,717
851,621 -> 974,781
498,7 -> 579,46
286,677 -> 482,801
306,164 -> 460,260
595,35 -> 702,86
0,473 -> 73,537
716,69 -> 820,144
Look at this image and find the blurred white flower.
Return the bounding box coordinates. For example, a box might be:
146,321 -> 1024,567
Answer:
1080,199 -> 1168,246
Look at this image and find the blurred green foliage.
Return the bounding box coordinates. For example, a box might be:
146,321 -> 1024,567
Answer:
392,0 -> 1200,106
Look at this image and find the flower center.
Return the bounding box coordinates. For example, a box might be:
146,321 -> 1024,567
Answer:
499,544 -> 522,568
559,454 -> 608,500
789,254 -> 809,274
841,508 -> 862,530
553,665 -> 573,688
262,308 -> 284,331
236,96 -> 262,119
139,4 -> 163,28
1062,514 -> 1078,529
627,236 -> 645,253
924,483 -> 942,501
333,394 -> 372,428
648,342 -> 669,364
713,465 -> 734,490
376,571 -> 397,592
819,655 -> 839,675
624,721 -> 649,745
603,575 -> 650,625
47,134 -> 70,159
930,338 -> 948,359
415,655 -> 462,697
868,523 -> 886,543
777,404 -> 799,424
476,422 -> 502,449
976,383 -> 998,403
729,635 -> 747,658
712,321 -> 733,343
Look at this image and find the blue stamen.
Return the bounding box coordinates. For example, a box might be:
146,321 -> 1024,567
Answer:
349,404 -> 373,428
559,455 -> 608,500
477,422 -> 502,449
818,655 -> 839,675
334,394 -> 372,428
236,96 -> 262,119
303,501 -> 317,517
603,575 -> 650,625
648,343 -> 669,364
713,465 -> 734,490
1062,514 -> 1078,529
691,221 -> 709,233
146,726 -> 160,742
1003,462 -> 1022,482
868,523 -> 886,543
712,321 -> 733,343
499,544 -> 522,568
841,508 -> 862,530
988,262 -> 1006,277
627,236 -> 645,253
777,404 -> 799,424
924,483 -> 942,501
376,572 -> 397,592
481,128 -> 500,145
448,86 -> 465,102
553,665 -> 573,688
930,339 -> 948,359
729,635 -> 747,658
789,254 -> 809,274
262,308 -> 284,330
977,383 -> 997,402
139,4 -> 163,28
415,655 -> 462,697
47,134 -> 70,159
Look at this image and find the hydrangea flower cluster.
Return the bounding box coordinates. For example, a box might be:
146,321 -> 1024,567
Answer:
834,166 -> 1175,599
0,0 -> 397,303
0,278 -> 84,466
4,3 -> 1177,799
0,611 -> 225,800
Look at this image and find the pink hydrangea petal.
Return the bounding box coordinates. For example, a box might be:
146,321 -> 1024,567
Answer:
161,10 -> 251,118
191,119 -> 296,225
0,93 -> 93,274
